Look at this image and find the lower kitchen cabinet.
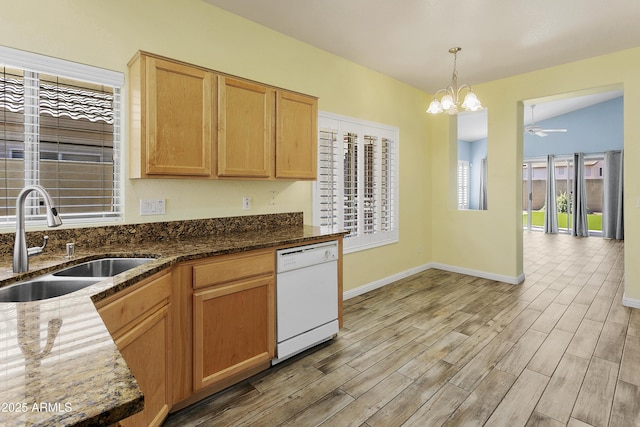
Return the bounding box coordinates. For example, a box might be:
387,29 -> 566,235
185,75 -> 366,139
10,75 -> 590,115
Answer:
193,275 -> 275,390
85,239 -> 339,422
97,270 -> 172,427
192,250 -> 275,392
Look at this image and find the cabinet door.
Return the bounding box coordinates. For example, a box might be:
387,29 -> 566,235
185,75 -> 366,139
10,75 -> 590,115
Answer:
97,270 -> 172,427
146,57 -> 213,176
114,306 -> 171,427
217,76 -> 273,178
193,275 -> 275,390
275,90 -> 318,179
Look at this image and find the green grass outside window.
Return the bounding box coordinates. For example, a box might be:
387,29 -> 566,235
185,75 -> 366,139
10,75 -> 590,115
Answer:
523,211 -> 602,231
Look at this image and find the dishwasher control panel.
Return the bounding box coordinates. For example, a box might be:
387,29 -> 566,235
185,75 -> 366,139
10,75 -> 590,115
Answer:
276,241 -> 338,273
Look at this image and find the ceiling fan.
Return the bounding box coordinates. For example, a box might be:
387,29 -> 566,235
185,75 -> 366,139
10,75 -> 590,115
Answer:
525,104 -> 567,137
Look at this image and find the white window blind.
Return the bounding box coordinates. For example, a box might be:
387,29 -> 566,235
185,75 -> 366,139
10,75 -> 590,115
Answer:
458,160 -> 469,209
314,112 -> 399,253
0,46 -> 123,226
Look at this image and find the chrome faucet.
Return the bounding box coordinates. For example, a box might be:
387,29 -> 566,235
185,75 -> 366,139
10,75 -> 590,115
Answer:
13,185 -> 62,273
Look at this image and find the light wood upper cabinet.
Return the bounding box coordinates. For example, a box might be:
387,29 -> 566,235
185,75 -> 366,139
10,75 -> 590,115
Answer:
129,53 -> 214,178
217,85 -> 318,180
275,90 -> 318,179
128,51 -> 318,180
217,77 -> 273,178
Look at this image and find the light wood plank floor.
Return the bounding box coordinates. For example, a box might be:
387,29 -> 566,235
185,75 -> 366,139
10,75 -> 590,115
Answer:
164,232 -> 638,427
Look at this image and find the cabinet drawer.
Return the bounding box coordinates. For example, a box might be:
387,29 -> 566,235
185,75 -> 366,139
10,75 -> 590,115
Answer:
98,271 -> 172,335
192,249 -> 274,289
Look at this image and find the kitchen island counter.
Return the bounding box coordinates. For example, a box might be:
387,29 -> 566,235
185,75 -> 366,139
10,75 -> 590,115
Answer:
0,215 -> 344,426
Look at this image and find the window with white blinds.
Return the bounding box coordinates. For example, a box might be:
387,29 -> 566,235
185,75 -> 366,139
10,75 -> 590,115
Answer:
0,46 -> 123,227
458,160 -> 469,209
314,112 -> 399,253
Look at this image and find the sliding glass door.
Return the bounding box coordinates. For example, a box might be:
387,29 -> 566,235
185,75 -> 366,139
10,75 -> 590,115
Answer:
583,156 -> 604,234
522,160 -> 547,231
523,155 -> 603,234
554,158 -> 573,233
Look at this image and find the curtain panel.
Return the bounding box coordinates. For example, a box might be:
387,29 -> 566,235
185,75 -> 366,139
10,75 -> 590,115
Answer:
603,150 -> 624,239
479,157 -> 488,210
572,152 -> 589,237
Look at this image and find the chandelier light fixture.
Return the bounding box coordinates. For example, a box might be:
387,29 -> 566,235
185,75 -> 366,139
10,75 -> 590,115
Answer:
426,47 -> 483,114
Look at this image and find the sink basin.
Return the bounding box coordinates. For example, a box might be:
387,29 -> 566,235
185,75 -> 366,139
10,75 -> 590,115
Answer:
53,257 -> 155,278
0,257 -> 156,303
0,278 -> 100,303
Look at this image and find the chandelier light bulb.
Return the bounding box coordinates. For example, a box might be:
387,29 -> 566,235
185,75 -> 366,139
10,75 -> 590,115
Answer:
462,92 -> 482,111
440,94 -> 454,110
426,99 -> 443,114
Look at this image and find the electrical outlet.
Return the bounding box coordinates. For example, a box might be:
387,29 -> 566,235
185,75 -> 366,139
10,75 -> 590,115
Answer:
242,196 -> 251,211
269,191 -> 277,206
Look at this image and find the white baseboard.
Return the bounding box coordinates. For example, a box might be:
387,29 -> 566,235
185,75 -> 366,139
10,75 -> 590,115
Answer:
622,295 -> 640,309
343,263 -> 432,300
429,263 -> 525,285
343,262 -> 525,300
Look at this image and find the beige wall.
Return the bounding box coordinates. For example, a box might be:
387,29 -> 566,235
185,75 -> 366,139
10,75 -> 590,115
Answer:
0,0 -> 431,292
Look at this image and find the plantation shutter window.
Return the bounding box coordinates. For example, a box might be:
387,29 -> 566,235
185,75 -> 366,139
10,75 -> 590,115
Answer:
315,112 -> 399,253
0,46 -> 123,226
343,131 -> 359,237
458,160 -> 469,209
380,136 -> 395,232
317,127 -> 339,231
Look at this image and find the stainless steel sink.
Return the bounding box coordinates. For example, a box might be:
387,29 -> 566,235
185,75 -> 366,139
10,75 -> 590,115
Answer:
0,278 -> 100,303
0,257 -> 156,303
53,257 -> 155,278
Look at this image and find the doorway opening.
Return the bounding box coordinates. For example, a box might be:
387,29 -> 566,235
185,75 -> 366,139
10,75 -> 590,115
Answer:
521,87 -> 623,240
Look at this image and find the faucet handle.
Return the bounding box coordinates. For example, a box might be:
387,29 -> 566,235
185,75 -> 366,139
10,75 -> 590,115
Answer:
27,235 -> 48,257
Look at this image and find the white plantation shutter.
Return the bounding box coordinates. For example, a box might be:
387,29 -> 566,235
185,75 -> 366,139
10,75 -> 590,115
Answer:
343,131 -> 359,237
0,46 -> 123,226
381,136 -> 395,232
315,112 -> 399,253
317,126 -> 339,230
363,135 -> 376,235
458,160 -> 469,209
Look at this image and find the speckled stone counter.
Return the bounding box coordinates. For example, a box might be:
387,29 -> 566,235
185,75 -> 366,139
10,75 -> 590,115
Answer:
0,213 -> 345,426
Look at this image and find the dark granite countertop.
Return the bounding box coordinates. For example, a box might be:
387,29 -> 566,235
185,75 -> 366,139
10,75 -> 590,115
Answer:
0,217 -> 345,426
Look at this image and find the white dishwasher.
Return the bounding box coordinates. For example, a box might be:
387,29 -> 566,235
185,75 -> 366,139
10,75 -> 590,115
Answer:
273,240 -> 339,364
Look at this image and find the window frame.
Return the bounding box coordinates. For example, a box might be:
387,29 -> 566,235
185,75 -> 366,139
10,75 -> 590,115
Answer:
314,111 -> 399,254
0,46 -> 124,228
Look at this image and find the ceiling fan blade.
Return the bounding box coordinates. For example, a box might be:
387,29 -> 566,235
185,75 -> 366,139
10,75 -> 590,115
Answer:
526,125 -> 546,136
526,106 -> 567,137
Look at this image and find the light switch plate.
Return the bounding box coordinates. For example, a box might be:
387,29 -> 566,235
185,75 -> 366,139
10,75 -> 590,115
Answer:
242,196 -> 251,211
140,199 -> 166,216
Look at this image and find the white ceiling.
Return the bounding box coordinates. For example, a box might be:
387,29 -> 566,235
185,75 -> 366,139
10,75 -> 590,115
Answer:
203,0 -> 632,136
203,0 -> 640,94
